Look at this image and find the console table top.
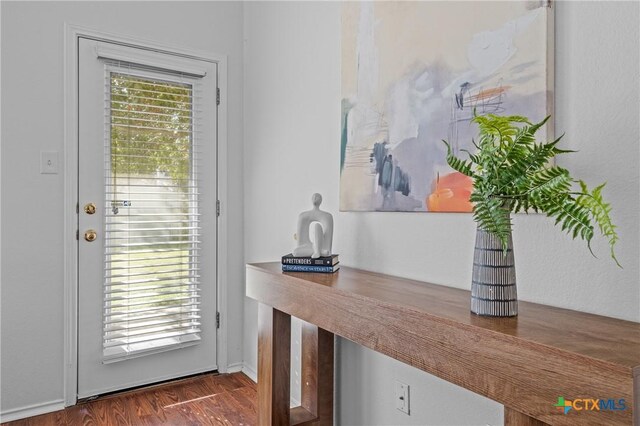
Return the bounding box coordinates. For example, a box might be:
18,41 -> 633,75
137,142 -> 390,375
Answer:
248,262 -> 640,372
247,262 -> 639,425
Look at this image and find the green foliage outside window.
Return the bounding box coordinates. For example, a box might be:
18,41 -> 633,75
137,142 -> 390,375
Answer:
110,73 -> 193,184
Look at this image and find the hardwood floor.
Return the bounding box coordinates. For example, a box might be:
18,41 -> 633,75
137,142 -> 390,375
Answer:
2,372 -> 257,426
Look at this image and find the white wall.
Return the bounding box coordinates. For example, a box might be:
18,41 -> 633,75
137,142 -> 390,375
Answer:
0,1 -> 244,417
243,1 -> 640,425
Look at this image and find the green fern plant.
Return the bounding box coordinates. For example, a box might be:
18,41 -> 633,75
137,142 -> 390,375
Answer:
443,113 -> 620,266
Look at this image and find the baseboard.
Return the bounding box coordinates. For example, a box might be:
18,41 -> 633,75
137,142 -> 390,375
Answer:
0,399 -> 65,423
241,362 -> 257,383
226,362 -> 243,374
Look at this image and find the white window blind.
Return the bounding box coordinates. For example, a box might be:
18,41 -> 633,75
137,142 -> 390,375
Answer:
103,62 -> 203,362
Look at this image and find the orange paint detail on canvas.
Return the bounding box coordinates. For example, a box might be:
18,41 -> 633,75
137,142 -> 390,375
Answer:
427,172 -> 474,212
469,86 -> 511,103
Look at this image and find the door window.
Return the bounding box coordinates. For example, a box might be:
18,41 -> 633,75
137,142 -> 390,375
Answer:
103,68 -> 202,362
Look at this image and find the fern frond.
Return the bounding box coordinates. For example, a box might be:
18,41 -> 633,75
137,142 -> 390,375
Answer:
460,149 -> 480,164
474,115 -> 517,147
539,194 -> 595,243
442,140 -> 474,177
502,115 -> 532,124
472,196 -> 512,252
507,137 -> 567,194
506,117 -> 549,157
527,167 -> 573,198
527,116 -> 551,138
527,136 -> 566,169
497,126 -> 531,172
576,181 -> 620,267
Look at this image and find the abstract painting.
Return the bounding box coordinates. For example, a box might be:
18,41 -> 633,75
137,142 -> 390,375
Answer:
340,1 -> 554,212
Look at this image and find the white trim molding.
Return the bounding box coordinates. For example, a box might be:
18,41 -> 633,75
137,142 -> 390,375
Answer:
0,400 -> 65,423
226,362 -> 244,374
241,362 -> 258,383
63,23 -> 230,407
214,52 -> 230,378
63,21 -> 80,409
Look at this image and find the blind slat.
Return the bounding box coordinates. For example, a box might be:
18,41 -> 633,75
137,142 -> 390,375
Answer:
104,330 -> 200,348
110,123 -> 195,133
103,322 -> 201,339
110,94 -> 200,105
105,100 -> 204,113
111,116 -> 191,127
106,280 -> 200,293
107,242 -> 200,250
106,234 -> 195,241
107,146 -> 201,156
104,212 -> 200,217
107,260 -> 198,271
105,174 -> 200,181
105,288 -> 200,302
111,91 -> 194,101
107,228 -> 200,234
105,316 -> 201,333
105,308 -> 200,325
103,201 -> 198,205
111,100 -> 192,112
107,247 -> 199,256
107,275 -> 199,286
106,294 -> 200,310
108,78 -> 193,91
108,154 -> 199,162
105,218 -> 200,225
107,253 -> 198,263
105,191 -> 201,196
105,303 -> 201,319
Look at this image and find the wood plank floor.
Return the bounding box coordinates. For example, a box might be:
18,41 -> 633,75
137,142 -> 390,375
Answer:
2,372 -> 257,426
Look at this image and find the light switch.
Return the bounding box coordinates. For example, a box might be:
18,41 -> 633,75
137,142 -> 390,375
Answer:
40,151 -> 59,174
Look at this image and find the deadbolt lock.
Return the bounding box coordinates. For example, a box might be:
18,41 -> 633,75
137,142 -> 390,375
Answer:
84,229 -> 97,242
84,202 -> 96,215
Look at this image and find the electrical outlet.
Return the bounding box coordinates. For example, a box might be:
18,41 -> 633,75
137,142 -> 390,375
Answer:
395,380 -> 410,415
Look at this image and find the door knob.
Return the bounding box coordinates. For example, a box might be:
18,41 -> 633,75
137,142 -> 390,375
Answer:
84,202 -> 96,215
84,229 -> 97,242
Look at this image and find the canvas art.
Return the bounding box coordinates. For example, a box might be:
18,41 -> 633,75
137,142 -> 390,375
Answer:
340,1 -> 554,212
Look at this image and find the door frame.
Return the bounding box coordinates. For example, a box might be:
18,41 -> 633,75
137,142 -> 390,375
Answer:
63,23 -> 230,407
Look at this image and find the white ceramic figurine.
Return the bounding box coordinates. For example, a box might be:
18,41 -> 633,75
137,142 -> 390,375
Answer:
293,193 -> 334,258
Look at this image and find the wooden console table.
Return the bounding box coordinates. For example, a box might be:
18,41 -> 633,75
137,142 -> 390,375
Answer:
246,262 -> 640,425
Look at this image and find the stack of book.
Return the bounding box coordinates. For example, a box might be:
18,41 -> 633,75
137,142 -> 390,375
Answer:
281,253 -> 340,273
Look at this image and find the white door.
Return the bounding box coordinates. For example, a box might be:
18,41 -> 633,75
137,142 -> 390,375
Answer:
77,38 -> 218,398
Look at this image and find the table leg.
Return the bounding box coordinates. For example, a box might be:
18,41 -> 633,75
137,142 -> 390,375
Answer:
258,304 -> 291,425
300,322 -> 334,425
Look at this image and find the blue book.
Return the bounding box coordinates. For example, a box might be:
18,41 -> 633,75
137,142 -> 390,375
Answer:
282,264 -> 340,273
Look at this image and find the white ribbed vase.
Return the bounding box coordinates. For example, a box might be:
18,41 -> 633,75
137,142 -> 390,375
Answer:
471,227 -> 518,317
